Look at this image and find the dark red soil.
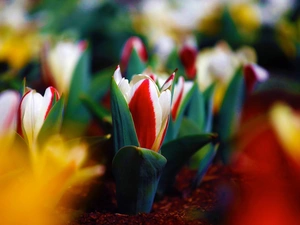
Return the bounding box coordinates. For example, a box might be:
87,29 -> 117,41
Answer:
65,164 -> 238,225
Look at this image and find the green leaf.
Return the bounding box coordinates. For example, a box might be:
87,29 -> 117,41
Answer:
62,49 -> 91,138
165,47 -> 185,76
89,67 -> 114,101
217,67 -> 245,162
221,7 -> 243,47
112,146 -> 167,214
81,94 -> 112,124
203,84 -> 215,132
81,94 -> 112,134
178,117 -> 202,137
37,96 -> 64,147
164,82 -> 198,142
192,144 -> 218,189
110,78 -> 139,153
126,48 -> 146,80
157,133 -> 217,196
185,86 -> 205,131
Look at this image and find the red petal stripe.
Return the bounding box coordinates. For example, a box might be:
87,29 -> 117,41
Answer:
171,79 -> 184,120
17,91 -> 31,137
3,93 -> 19,130
179,46 -> 197,79
120,37 -> 148,71
243,64 -> 257,94
44,87 -> 60,119
129,79 -> 156,149
161,73 -> 175,91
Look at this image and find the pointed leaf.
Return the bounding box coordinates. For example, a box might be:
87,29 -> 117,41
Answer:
112,146 -> 167,214
165,47 -> 185,76
185,86 -> 205,130
126,48 -> 146,80
218,67 -> 245,162
110,78 -> 139,153
158,133 -> 217,196
62,49 -> 91,138
203,84 -> 215,132
164,83 -> 198,142
192,144 -> 218,189
81,94 -> 112,124
89,67 -> 113,100
178,117 -> 202,137
37,96 -> 64,147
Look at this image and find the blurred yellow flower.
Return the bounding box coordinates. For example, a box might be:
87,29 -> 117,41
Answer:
270,103 -> 300,164
0,135 -> 105,225
229,3 -> 261,36
0,26 -> 40,70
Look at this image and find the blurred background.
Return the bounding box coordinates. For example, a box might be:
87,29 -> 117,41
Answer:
1,0 -> 300,78
2,1 -> 300,224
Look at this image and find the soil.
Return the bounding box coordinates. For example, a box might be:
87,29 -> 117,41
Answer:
66,164 -> 238,225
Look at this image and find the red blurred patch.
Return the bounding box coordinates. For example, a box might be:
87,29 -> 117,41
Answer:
227,90 -> 300,225
179,46 -> 197,79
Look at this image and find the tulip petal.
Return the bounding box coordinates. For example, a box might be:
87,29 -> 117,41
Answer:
129,79 -> 160,150
152,90 -> 171,151
20,87 -> 59,147
171,76 -> 184,120
160,72 -> 175,92
180,46 -> 197,79
47,41 -> 83,95
120,36 -> 148,72
21,91 -> 45,146
0,90 -> 20,134
244,63 -> 269,93
113,66 -> 123,84
44,86 -> 60,119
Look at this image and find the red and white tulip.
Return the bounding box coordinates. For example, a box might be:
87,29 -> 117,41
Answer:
113,66 -> 173,151
0,90 -> 20,146
18,86 -> 60,147
42,40 -> 86,96
120,36 -> 148,72
171,76 -> 194,120
244,63 -> 269,94
179,37 -> 198,79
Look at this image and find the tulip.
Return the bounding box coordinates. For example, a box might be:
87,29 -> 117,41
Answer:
196,42 -> 258,112
18,86 -> 60,148
120,36 -> 148,72
179,38 -> 197,79
42,40 -> 86,96
243,63 -> 269,94
113,66 -> 173,151
171,76 -> 194,120
0,90 -> 20,147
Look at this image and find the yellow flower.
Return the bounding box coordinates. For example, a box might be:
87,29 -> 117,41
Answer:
0,135 -> 105,225
0,27 -> 40,70
270,103 -> 300,164
229,3 -> 261,36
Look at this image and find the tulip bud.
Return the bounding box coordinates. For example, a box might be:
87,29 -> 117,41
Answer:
244,63 -> 269,93
42,40 -> 86,96
18,86 -> 60,147
179,45 -> 197,79
0,90 -> 20,147
120,36 -> 148,72
112,66 -> 173,151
